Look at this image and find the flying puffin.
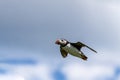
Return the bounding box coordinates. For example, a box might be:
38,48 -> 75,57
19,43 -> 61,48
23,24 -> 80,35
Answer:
55,39 -> 97,60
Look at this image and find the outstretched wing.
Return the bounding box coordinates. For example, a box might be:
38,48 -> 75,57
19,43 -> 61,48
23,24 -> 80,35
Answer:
60,47 -> 68,58
70,42 -> 85,50
84,44 -> 97,53
71,42 -> 97,53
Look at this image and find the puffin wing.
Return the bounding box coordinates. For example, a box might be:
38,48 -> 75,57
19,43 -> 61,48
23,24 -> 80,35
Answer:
77,42 -> 97,53
84,44 -> 97,53
71,42 -> 97,53
70,42 -> 85,50
60,47 -> 68,58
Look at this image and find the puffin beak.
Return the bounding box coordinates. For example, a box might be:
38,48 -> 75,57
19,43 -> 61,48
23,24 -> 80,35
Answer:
55,40 -> 60,45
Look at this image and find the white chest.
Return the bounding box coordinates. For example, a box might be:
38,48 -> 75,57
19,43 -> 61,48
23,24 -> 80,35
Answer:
62,44 -> 80,54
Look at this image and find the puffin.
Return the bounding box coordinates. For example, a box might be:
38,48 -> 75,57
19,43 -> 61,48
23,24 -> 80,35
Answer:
55,39 -> 97,60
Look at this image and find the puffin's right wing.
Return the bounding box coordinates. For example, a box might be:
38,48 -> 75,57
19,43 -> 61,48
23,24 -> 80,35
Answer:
76,42 -> 97,53
72,42 -> 97,53
70,42 -> 85,50
60,47 -> 68,58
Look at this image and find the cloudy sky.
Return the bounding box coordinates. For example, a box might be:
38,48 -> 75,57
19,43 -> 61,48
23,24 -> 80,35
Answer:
0,0 -> 120,80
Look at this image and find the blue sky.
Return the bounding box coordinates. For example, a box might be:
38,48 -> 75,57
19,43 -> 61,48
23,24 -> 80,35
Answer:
0,0 -> 120,80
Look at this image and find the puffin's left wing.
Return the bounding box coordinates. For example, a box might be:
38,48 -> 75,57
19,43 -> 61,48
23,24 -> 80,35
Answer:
60,47 -> 68,58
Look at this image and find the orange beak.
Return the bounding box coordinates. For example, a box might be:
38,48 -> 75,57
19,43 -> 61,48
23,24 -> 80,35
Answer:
55,40 -> 60,45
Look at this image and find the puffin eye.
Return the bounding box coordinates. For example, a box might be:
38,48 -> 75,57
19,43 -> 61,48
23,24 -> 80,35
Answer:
61,40 -> 63,41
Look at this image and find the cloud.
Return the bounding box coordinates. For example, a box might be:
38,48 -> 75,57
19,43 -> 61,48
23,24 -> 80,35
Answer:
0,75 -> 25,80
0,52 -> 119,80
0,62 -> 118,80
61,63 -> 115,80
92,49 -> 120,66
59,48 -> 120,80
118,75 -> 120,80
0,63 -> 54,80
14,64 -> 53,80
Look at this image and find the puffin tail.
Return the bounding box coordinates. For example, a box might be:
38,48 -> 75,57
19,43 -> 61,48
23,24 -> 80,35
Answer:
81,55 -> 87,61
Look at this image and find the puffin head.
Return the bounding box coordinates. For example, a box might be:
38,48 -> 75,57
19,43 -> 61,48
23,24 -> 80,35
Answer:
55,39 -> 68,46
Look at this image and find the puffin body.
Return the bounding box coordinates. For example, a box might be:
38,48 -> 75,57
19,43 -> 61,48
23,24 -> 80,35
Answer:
55,39 -> 97,60
61,43 -> 87,60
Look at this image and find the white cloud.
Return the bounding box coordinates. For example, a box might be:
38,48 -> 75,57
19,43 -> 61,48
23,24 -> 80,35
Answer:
13,64 -> 53,80
0,48 -> 119,80
61,63 -> 114,80
0,64 -> 54,80
0,75 -> 25,80
117,75 -> 120,80
92,49 -> 120,66
60,47 -> 120,80
0,46 -> 119,80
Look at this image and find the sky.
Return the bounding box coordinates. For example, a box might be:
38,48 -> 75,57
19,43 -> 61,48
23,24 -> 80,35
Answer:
0,0 -> 120,80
